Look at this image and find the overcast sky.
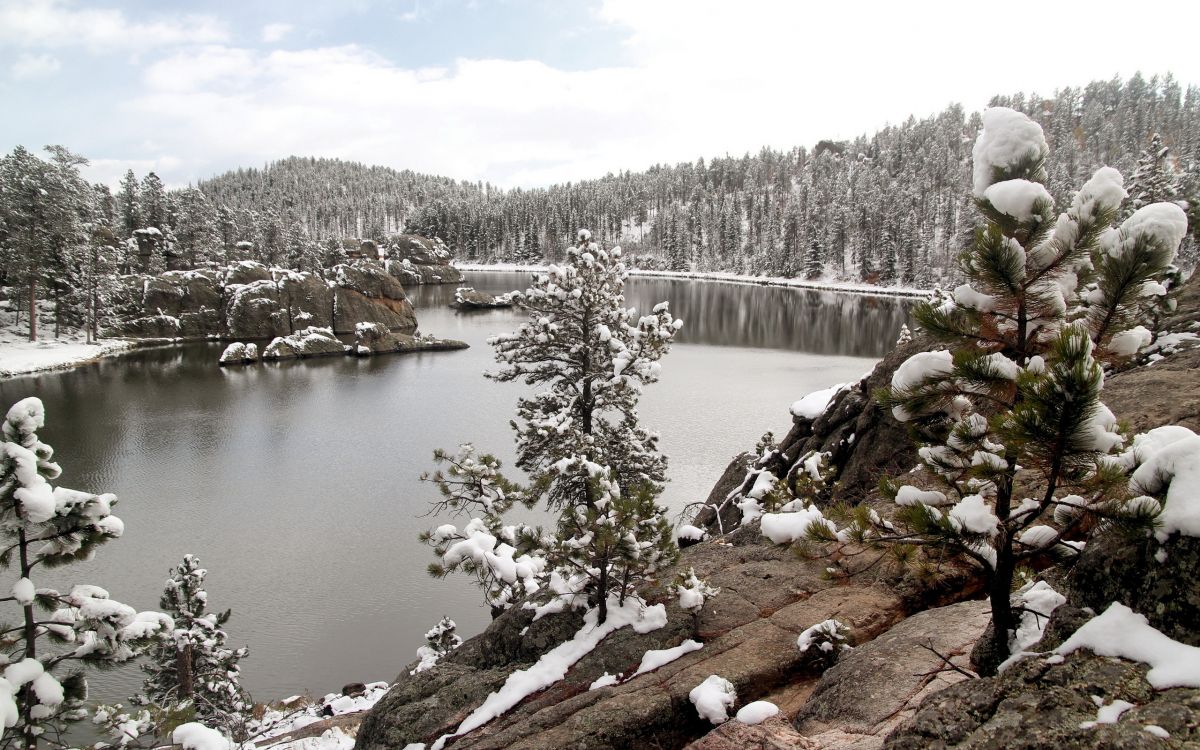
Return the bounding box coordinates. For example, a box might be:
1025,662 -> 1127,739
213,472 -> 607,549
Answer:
2,0 -> 1198,189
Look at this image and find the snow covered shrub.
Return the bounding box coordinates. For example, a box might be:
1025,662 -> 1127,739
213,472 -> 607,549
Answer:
0,397 -> 172,748
423,231 -> 683,625
796,619 -> 851,670
672,567 -> 719,634
411,616 -> 462,674
806,107 -> 1187,675
137,555 -> 250,740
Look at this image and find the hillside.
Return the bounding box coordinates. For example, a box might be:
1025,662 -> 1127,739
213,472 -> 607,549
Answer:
193,73 -> 1200,286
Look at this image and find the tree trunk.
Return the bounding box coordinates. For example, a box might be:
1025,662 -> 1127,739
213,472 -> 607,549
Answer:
28,278 -> 37,342
596,563 -> 609,625
177,643 -> 195,699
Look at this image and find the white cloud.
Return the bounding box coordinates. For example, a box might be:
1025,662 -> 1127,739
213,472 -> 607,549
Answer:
9,52 -> 61,80
261,22 -> 294,43
0,0 -> 227,52
64,0 -> 1200,189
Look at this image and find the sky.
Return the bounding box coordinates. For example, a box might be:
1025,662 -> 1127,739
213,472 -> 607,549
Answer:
2,0 -> 1199,190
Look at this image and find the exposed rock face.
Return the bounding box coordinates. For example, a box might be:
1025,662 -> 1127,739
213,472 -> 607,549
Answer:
384,235 -> 465,285
793,600 -> 991,750
356,536 -> 913,750
1103,345 -> 1200,433
262,327 -> 348,360
451,287 -> 516,310
106,260 -> 418,339
884,651 -> 1200,749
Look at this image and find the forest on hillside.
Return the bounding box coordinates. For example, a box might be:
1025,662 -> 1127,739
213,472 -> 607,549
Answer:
2,73 -> 1198,338
196,73 -> 1200,286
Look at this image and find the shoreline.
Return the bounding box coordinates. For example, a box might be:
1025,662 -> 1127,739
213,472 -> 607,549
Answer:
456,263 -> 933,299
0,337 -> 156,379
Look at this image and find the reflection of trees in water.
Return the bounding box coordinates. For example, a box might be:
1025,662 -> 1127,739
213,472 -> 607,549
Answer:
625,279 -> 913,358
457,271 -> 913,358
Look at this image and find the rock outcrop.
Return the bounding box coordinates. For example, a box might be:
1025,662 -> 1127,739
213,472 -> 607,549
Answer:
105,259 -> 419,340
885,651 -> 1200,749
356,533 -> 920,750
383,235 -> 465,285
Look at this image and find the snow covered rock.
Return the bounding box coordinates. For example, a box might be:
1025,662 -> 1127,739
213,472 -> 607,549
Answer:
690,675 -> 737,724
263,327 -> 348,360
218,342 -> 258,366
450,287 -> 516,310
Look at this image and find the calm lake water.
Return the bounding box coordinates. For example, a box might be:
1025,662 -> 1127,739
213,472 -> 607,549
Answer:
0,272 -> 912,706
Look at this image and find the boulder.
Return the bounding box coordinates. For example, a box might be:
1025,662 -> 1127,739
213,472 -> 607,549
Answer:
383,234 -> 465,285
885,651 -> 1200,749
1068,531 -> 1200,648
262,327 -> 347,361
222,260 -> 273,287
1103,345 -> 1200,433
793,600 -> 991,750
328,260 -> 409,302
178,308 -> 221,337
218,342 -> 258,366
451,287 -> 516,310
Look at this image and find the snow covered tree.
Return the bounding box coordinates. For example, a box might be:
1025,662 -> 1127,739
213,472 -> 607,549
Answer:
137,555 -> 250,739
803,239 -> 823,280
0,397 -> 172,749
809,107 -> 1188,675
410,616 -> 462,674
1123,133 -> 1181,219
425,231 -> 683,625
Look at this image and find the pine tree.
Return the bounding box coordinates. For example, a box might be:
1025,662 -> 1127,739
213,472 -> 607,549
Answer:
117,169 -> 140,241
803,239 -> 824,280
0,398 -> 173,748
810,107 -> 1187,675
426,231 -> 682,625
1123,133 -> 1180,219
138,555 -> 250,738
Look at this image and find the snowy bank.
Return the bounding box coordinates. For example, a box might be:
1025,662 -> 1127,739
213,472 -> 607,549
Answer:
456,263 -> 932,300
0,336 -> 141,378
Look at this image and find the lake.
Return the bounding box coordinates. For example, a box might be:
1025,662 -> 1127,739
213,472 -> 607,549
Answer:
0,272 -> 912,706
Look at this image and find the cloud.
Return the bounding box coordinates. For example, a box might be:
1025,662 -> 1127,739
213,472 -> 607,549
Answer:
9,52 -> 61,80
261,22 -> 294,43
0,0 -> 227,52
56,0 -> 1200,190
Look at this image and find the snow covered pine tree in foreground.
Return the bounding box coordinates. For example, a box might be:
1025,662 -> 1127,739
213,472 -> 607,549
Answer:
135,555 -> 250,740
0,397 -> 172,749
424,230 -> 685,626
803,106 -> 1189,674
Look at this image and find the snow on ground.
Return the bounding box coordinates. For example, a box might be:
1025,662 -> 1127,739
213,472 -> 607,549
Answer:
429,597 -> 667,750
790,382 -> 849,420
456,264 -> 931,299
1055,603 -> 1200,689
688,675 -> 737,725
0,331 -> 138,378
735,700 -> 780,725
